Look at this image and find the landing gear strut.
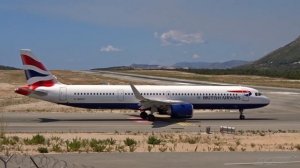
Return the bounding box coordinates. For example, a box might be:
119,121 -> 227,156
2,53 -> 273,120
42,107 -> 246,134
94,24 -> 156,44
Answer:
239,109 -> 245,120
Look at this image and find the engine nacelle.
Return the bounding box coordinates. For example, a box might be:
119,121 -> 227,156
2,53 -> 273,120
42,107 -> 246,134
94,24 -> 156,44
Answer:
168,103 -> 193,118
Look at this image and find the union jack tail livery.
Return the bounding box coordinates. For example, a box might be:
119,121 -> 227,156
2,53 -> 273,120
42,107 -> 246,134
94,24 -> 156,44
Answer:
15,49 -> 60,96
20,49 -> 58,88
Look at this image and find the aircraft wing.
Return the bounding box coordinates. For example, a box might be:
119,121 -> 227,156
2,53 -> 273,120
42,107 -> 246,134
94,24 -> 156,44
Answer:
130,84 -> 183,110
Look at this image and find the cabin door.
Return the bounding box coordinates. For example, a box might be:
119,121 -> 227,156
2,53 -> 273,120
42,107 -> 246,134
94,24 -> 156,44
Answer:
118,90 -> 124,101
59,87 -> 67,102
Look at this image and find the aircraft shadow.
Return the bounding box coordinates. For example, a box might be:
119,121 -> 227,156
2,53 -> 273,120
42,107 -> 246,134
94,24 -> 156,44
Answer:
39,115 -> 276,128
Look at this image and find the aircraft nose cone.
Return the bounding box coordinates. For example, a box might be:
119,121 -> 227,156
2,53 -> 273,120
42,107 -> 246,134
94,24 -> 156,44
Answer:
264,96 -> 270,106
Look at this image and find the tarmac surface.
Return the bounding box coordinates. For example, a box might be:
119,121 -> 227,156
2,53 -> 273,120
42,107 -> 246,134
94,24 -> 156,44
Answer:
40,152 -> 300,168
3,71 -> 300,133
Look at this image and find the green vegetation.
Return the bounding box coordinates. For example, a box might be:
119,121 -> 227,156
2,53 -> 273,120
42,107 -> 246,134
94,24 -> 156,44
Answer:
52,144 -> 62,152
0,65 -> 19,70
0,131 -> 299,153
244,36 -> 300,69
183,136 -> 201,144
66,138 -> 81,152
37,147 -> 48,153
121,69 -> 300,89
89,139 -> 107,152
124,138 -> 137,147
124,138 -> 137,152
24,134 -> 45,145
147,136 -> 161,145
180,68 -> 300,80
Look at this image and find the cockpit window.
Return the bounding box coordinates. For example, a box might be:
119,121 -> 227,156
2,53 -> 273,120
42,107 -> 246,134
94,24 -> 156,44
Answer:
255,92 -> 262,96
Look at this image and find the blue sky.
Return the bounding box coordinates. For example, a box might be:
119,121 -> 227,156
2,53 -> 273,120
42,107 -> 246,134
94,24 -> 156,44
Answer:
1,0 -> 300,69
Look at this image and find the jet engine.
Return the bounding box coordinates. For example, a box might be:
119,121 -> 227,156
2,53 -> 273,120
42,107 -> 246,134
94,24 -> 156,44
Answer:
168,103 -> 193,118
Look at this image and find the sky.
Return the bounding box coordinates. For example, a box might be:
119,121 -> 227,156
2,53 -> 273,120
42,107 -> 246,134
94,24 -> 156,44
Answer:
0,0 -> 300,69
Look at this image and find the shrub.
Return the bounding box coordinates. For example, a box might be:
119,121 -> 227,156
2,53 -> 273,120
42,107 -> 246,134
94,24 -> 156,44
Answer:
147,136 -> 161,145
89,139 -> 107,152
106,138 -> 116,145
0,137 -> 11,145
12,136 -> 20,143
129,145 -> 137,152
158,145 -> 168,152
31,134 -> 46,145
67,138 -> 81,152
259,132 -> 266,136
38,147 -> 48,153
124,138 -> 137,147
235,139 -> 241,146
147,145 -> 153,152
115,145 -> 126,152
184,136 -> 200,144
228,146 -> 236,151
124,138 -> 137,152
295,144 -> 300,150
52,144 -> 62,152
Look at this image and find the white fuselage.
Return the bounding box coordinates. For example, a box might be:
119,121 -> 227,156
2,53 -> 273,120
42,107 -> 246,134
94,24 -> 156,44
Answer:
31,84 -> 270,110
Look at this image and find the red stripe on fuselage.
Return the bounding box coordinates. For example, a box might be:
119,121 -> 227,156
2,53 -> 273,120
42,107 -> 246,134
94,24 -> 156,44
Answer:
228,90 -> 250,93
21,54 -> 47,71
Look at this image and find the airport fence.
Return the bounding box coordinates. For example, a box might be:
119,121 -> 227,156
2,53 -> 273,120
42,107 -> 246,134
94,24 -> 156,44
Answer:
0,154 -> 94,168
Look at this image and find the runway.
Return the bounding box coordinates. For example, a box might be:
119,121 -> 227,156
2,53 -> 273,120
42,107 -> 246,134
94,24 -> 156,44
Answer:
2,108 -> 300,133
3,71 -> 300,133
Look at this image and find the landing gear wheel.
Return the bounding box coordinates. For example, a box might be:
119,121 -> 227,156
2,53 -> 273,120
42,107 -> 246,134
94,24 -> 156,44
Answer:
140,112 -> 148,120
239,109 -> 245,120
147,114 -> 155,121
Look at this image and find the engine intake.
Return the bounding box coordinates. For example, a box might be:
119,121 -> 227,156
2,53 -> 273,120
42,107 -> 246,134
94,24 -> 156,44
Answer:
169,103 -> 193,118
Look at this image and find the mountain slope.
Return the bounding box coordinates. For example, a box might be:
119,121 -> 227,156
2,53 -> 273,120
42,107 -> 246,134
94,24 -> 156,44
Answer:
0,65 -> 19,70
241,36 -> 300,69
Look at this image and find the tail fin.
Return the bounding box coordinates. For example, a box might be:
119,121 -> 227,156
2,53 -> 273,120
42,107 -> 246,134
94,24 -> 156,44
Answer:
20,49 -> 58,88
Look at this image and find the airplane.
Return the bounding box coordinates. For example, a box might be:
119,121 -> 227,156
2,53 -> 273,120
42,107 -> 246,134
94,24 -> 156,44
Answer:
15,49 -> 270,121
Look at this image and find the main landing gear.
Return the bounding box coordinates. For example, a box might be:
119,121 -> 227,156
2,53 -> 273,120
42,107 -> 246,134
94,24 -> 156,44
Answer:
140,111 -> 155,121
239,109 -> 245,120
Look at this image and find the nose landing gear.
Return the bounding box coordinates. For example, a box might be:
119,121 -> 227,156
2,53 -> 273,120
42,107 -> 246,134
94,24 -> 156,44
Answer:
239,109 -> 245,120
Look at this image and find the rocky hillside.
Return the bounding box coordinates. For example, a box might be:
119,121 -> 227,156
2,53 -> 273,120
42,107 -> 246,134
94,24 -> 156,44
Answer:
241,36 -> 300,69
